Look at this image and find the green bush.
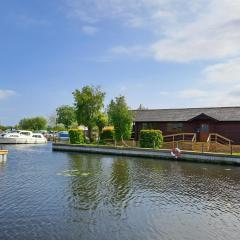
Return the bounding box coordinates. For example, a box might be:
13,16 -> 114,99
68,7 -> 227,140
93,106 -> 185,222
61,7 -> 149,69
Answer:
100,127 -> 114,140
69,129 -> 85,144
139,130 -> 163,149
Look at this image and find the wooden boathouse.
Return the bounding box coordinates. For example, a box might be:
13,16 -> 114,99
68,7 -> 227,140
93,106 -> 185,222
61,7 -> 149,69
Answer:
133,107 -> 240,144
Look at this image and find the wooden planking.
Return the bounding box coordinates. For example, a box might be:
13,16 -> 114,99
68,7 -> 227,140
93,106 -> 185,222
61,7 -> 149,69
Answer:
0,150 -> 8,155
0,150 -> 8,161
134,121 -> 240,143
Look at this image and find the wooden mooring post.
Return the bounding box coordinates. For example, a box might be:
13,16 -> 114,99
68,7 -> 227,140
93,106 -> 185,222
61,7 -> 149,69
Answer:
0,150 -> 8,161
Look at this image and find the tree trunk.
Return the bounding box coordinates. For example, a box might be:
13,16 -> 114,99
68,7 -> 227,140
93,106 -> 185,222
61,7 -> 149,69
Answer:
88,127 -> 93,142
121,135 -> 128,147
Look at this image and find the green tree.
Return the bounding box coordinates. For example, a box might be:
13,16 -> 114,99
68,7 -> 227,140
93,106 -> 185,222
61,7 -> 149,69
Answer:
107,96 -> 133,144
56,105 -> 76,129
73,86 -> 105,141
96,112 -> 108,134
0,125 -> 12,131
19,117 -> 47,131
52,123 -> 65,132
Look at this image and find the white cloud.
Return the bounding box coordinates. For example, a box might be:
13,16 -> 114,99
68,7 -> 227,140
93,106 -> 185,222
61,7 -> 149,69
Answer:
63,0 -> 240,108
65,0 -> 240,62
151,0 -> 240,62
178,57 -> 240,106
0,90 -> 16,100
110,45 -> 149,58
203,58 -> 240,83
180,89 -> 207,98
180,88 -> 240,107
81,25 -> 98,35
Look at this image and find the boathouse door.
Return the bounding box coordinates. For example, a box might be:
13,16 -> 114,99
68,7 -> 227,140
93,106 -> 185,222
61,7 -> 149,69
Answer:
199,123 -> 209,142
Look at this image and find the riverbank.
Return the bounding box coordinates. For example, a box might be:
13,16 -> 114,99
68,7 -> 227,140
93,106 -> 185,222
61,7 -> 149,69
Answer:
52,143 -> 240,166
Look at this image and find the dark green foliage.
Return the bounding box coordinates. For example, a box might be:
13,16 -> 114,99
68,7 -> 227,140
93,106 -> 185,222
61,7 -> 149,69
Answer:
100,127 -> 114,140
139,130 -> 163,149
19,117 -> 47,131
0,125 -> 13,131
73,85 -> 105,141
98,139 -> 107,145
107,96 -> 133,142
69,129 -> 85,144
56,105 -> 76,129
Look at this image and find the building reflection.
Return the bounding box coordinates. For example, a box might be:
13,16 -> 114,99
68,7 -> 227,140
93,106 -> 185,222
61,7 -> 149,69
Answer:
66,152 -> 240,218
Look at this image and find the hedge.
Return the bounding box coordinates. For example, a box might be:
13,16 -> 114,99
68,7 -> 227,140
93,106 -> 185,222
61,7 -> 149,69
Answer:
139,130 -> 163,149
69,129 -> 85,144
100,126 -> 114,140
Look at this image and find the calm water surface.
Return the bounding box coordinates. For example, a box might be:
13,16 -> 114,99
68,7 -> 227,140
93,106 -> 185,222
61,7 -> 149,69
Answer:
0,143 -> 240,240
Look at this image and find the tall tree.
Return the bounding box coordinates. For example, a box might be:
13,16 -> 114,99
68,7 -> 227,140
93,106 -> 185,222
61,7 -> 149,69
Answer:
96,112 -> 108,134
107,96 -> 133,144
56,105 -> 76,129
73,86 -> 105,141
19,117 -> 47,131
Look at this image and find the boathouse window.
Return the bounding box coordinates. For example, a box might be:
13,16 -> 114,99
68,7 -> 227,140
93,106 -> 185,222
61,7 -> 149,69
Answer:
167,123 -> 183,132
142,123 -> 153,129
200,124 -> 209,132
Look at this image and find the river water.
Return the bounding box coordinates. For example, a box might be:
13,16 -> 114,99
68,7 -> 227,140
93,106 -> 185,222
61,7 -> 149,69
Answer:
0,143 -> 240,240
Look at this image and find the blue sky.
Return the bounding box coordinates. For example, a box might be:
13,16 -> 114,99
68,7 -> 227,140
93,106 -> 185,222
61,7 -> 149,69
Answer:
1,0 -> 240,125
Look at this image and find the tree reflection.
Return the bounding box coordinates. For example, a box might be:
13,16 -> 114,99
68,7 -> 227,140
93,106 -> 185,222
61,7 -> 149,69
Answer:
110,157 -> 131,207
66,153 -> 103,211
65,152 -> 240,219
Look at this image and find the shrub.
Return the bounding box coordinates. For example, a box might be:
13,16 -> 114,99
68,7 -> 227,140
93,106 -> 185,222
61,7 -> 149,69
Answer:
100,126 -> 114,140
107,96 -> 133,142
69,129 -> 85,144
139,130 -> 163,149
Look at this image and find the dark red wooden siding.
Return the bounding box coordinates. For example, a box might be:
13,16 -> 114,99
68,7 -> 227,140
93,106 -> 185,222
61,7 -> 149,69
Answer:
134,121 -> 240,143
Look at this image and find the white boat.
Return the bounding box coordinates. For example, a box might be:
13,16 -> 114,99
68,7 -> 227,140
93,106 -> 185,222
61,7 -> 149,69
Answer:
0,130 -> 47,144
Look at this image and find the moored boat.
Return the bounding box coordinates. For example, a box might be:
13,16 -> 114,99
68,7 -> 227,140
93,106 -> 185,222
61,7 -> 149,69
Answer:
0,130 -> 47,144
57,131 -> 69,142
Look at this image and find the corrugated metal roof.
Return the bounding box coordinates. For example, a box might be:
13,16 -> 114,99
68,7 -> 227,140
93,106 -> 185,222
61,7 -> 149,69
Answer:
133,107 -> 240,122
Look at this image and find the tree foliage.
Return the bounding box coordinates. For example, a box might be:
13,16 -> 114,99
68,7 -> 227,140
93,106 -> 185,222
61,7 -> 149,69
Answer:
19,117 -> 47,131
100,126 -> 114,141
96,112 -> 108,134
0,125 -> 13,131
56,105 -> 76,129
73,86 -> 105,141
52,123 -> 66,132
107,96 -> 133,142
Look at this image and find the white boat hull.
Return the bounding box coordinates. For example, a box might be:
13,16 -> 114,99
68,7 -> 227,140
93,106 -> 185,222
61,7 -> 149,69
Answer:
0,138 -> 47,144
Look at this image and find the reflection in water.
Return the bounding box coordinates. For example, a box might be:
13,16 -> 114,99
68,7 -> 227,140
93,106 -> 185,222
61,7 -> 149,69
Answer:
67,153 -> 102,212
0,144 -> 240,240
0,160 -> 6,172
110,158 -> 131,213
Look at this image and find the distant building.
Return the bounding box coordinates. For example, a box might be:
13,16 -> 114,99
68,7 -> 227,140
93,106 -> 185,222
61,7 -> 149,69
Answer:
133,107 -> 240,143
